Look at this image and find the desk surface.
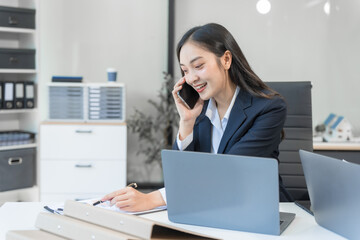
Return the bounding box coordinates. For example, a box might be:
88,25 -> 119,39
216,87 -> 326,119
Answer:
0,202 -> 346,240
313,141 -> 360,151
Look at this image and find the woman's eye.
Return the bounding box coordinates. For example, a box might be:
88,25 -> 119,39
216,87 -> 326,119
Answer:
195,64 -> 204,69
182,70 -> 188,74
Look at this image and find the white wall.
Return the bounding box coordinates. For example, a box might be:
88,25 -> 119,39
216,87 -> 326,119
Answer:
37,0 -> 360,183
39,0 -> 168,182
174,0 -> 360,135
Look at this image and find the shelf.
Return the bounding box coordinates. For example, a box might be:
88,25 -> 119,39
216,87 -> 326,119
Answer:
0,69 -> 36,74
0,108 -> 37,114
0,143 -> 37,151
0,0 -> 39,204
0,185 -> 39,202
0,26 -> 35,34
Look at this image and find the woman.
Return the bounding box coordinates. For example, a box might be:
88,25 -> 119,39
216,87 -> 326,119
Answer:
101,23 -> 292,212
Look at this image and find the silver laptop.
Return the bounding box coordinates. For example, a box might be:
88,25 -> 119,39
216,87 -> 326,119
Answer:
299,150 -> 360,239
161,150 -> 295,235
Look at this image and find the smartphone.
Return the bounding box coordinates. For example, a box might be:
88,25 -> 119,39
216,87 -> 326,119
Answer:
177,82 -> 200,109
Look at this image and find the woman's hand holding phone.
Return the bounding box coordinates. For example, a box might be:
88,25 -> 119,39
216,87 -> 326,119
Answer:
172,77 -> 203,140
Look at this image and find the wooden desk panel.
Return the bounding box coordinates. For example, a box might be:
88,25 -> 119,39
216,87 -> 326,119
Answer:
313,142 -> 360,151
313,142 -> 360,164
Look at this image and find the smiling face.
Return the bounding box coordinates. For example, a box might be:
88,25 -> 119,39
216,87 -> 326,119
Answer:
179,41 -> 234,102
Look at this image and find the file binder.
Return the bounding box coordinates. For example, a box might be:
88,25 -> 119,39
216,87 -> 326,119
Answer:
24,82 -> 35,108
63,200 -> 218,239
6,230 -> 67,240
15,82 -> 25,108
52,76 -> 83,83
35,212 -> 139,240
4,82 -> 14,109
6,201 -> 219,240
0,82 -> 3,109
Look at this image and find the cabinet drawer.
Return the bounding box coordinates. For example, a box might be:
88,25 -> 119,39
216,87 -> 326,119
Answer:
40,124 -> 126,160
0,48 -> 36,69
40,160 -> 126,194
0,6 -> 35,29
0,148 -> 35,191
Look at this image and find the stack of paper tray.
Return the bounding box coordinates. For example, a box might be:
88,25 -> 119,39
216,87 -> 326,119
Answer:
6,200 -> 219,240
88,86 -> 124,121
0,130 -> 35,147
49,85 -> 84,120
47,83 -> 125,122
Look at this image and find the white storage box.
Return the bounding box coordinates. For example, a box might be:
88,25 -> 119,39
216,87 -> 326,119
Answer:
48,83 -> 125,122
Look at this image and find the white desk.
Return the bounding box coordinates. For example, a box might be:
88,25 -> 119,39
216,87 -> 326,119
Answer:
0,202 -> 345,240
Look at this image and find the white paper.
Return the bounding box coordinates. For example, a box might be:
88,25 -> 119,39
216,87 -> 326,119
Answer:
44,198 -> 166,216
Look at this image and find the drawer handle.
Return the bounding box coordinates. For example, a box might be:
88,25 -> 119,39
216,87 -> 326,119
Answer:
8,157 -> 23,165
8,16 -> 18,25
75,164 -> 92,168
75,130 -> 93,134
9,57 -> 19,64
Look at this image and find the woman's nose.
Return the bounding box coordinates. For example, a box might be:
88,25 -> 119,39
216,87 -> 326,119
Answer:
186,71 -> 199,85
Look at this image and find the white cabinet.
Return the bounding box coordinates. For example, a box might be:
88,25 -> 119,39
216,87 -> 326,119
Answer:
39,123 -> 127,201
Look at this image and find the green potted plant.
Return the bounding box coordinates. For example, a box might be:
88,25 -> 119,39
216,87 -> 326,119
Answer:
127,72 -> 179,168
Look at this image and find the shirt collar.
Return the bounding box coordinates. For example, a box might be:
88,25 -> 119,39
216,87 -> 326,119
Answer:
205,86 -> 240,123
223,86 -> 240,121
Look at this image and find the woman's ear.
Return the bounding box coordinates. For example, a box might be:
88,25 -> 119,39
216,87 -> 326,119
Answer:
221,50 -> 232,70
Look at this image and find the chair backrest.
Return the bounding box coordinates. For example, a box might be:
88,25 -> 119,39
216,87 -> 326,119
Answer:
266,81 -> 313,201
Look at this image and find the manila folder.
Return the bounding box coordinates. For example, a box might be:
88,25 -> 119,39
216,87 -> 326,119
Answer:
6,230 -> 67,240
64,200 -> 220,240
35,212 -> 140,240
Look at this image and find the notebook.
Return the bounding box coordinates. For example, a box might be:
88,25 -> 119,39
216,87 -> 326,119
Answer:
161,150 -> 295,235
299,150 -> 360,239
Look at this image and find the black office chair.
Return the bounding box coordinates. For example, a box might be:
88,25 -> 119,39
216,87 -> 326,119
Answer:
266,81 -> 313,203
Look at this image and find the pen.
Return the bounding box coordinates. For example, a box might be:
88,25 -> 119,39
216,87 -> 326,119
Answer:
92,200 -> 104,206
44,206 -> 62,215
127,182 -> 138,189
93,183 -> 138,206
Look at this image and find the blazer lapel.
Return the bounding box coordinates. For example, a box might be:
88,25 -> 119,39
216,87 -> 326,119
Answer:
198,117 -> 212,152
217,89 -> 252,154
195,101 -> 212,152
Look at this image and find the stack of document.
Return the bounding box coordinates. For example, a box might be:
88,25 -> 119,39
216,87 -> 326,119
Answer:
6,200 -> 219,240
0,130 -> 35,147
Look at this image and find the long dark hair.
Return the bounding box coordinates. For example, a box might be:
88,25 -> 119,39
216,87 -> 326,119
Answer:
177,23 -> 285,140
176,23 -> 277,98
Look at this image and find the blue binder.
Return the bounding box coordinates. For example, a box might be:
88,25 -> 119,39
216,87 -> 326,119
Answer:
0,82 -> 3,109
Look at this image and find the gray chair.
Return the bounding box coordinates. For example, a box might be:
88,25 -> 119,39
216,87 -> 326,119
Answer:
266,81 -> 313,202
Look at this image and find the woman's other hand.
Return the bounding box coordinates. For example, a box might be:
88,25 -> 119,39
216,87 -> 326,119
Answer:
101,188 -> 165,212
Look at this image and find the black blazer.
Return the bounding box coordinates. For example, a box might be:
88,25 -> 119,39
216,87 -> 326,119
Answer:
173,88 -> 293,201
